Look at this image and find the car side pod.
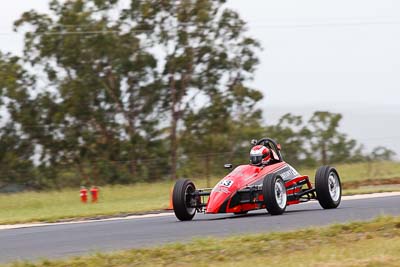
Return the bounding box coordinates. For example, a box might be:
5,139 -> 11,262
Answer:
315,166 -> 342,209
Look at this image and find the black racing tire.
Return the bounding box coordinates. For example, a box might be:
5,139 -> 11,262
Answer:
263,174 -> 287,215
172,179 -> 196,221
315,166 -> 342,209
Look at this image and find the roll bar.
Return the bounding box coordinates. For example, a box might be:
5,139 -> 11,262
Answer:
253,138 -> 284,162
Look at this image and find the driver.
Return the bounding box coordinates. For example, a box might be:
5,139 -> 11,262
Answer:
249,145 -> 272,166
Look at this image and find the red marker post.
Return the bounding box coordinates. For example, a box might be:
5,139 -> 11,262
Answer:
80,187 -> 88,203
90,186 -> 99,203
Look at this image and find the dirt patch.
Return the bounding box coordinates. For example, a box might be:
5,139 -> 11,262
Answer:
343,177 -> 400,189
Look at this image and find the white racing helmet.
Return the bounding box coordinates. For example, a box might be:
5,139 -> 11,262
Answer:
250,145 -> 271,165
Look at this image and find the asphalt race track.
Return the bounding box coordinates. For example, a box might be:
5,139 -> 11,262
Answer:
1,194 -> 400,263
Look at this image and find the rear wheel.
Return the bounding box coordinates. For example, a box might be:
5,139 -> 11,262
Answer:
315,166 -> 341,209
263,174 -> 287,215
172,179 -> 197,221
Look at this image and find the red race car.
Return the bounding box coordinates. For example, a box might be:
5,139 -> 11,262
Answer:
172,138 -> 342,221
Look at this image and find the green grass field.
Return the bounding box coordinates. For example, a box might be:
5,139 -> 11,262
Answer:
5,216 -> 400,267
0,183 -> 171,224
299,160 -> 400,182
0,161 -> 399,225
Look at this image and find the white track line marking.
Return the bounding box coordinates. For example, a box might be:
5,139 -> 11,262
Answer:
1,191 -> 399,231
342,191 -> 400,200
299,191 -> 400,205
0,213 -> 174,230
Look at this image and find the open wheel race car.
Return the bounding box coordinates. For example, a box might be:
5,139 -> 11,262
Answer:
172,138 -> 342,221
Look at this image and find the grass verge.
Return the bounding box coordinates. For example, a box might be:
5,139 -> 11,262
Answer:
5,216 -> 400,267
0,182 -> 171,225
343,184 -> 400,195
1,161 -> 400,225
298,160 -> 400,182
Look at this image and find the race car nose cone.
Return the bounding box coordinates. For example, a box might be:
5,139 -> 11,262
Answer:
206,189 -> 230,213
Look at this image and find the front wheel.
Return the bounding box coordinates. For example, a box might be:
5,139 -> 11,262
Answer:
315,166 -> 342,209
172,179 -> 197,221
263,174 -> 287,215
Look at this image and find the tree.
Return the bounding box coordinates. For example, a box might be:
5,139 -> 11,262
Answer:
181,91 -> 263,184
266,113 -> 314,166
14,0 -> 166,184
371,146 -> 396,161
122,0 -> 262,179
308,111 -> 363,165
0,53 -> 37,187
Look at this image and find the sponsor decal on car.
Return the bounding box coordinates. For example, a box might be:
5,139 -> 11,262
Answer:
280,166 -> 300,180
212,186 -> 231,194
220,180 -> 233,187
211,179 -> 234,194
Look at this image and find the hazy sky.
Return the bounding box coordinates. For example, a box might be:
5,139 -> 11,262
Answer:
2,1 -> 400,107
228,0 -> 400,107
1,0 -> 399,155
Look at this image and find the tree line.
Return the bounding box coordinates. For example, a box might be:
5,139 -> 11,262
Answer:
0,0 -> 395,190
